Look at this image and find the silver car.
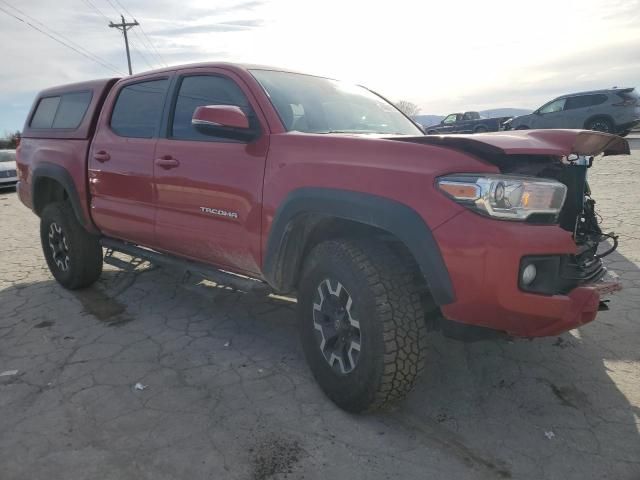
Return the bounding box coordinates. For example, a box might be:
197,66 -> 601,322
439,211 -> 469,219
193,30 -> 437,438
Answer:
505,88 -> 640,136
0,150 -> 18,188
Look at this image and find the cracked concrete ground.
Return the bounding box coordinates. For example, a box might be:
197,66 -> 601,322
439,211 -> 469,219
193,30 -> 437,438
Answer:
1,151 -> 639,480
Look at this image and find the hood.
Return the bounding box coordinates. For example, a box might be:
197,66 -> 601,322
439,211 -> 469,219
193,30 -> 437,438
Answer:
385,129 -> 630,157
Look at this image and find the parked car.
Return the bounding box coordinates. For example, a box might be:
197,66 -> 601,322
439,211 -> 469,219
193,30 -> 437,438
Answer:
504,88 -> 640,136
0,149 -> 18,188
16,63 -> 629,412
423,111 -> 510,134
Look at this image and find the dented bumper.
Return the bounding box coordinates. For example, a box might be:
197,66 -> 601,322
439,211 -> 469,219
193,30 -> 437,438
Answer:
433,211 -> 619,338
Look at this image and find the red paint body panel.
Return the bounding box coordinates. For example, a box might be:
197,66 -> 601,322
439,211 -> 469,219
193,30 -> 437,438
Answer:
391,129 -> 630,157
434,211 -> 599,336
260,133 -> 498,256
16,62 -> 630,338
193,105 -> 250,129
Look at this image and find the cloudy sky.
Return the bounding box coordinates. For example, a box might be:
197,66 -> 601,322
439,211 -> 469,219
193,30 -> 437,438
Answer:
1,0 -> 638,133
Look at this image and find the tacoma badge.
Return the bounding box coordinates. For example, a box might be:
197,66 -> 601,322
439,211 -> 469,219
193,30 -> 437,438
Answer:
199,207 -> 239,219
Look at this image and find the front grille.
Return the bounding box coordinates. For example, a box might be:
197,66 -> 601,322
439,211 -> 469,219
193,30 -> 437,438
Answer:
0,170 -> 17,178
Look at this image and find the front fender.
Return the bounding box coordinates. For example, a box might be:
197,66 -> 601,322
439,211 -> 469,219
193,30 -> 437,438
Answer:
262,187 -> 455,305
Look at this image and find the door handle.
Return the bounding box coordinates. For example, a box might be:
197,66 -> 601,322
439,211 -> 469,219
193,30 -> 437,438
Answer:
93,151 -> 111,162
155,156 -> 180,169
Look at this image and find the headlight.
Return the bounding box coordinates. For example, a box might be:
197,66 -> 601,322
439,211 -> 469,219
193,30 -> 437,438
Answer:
437,174 -> 567,221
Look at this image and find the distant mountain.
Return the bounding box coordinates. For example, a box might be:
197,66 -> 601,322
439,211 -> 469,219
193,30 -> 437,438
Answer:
413,108 -> 532,127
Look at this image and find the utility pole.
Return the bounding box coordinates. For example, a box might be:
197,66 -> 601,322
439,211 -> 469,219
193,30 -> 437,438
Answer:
109,15 -> 139,75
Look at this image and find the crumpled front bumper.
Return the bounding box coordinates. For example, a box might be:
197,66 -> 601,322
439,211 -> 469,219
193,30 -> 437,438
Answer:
433,211 -> 618,337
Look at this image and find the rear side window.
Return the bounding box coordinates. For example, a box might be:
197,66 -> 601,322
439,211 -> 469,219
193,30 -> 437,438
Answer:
171,75 -> 251,141
31,97 -> 61,128
53,91 -> 93,128
565,94 -> 608,110
111,79 -> 169,138
30,92 -> 92,129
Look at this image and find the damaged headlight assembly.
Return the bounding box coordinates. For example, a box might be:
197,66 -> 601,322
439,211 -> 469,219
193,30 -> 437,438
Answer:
437,174 -> 567,221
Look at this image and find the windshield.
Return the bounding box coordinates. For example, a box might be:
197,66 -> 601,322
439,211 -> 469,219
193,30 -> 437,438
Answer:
250,70 -> 422,135
0,150 -> 16,162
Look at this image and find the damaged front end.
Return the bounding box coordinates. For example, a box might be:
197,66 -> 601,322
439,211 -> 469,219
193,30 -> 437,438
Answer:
392,129 -> 628,308
501,153 -> 622,306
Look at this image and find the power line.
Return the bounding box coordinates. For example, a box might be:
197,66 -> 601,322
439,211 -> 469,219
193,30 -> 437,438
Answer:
0,0 -> 123,74
109,14 -> 138,75
0,4 -> 124,75
107,0 -> 168,67
82,0 -> 110,22
129,37 -> 155,70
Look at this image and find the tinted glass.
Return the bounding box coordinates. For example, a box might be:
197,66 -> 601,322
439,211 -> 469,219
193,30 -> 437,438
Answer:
53,91 -> 93,128
111,79 -> 169,138
565,94 -> 608,110
251,70 -> 422,135
172,75 -> 250,140
30,96 -> 61,128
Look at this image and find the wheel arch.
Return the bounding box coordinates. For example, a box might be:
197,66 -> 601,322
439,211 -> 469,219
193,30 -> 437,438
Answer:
31,163 -> 87,229
262,188 -> 455,305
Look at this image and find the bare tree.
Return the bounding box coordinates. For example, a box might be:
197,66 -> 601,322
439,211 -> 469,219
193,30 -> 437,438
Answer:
395,100 -> 420,117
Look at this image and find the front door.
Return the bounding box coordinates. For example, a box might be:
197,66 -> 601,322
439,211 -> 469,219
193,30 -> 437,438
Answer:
89,77 -> 170,246
153,69 -> 269,275
530,98 -> 566,129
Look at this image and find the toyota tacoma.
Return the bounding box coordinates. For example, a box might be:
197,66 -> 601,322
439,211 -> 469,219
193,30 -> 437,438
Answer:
16,63 -> 628,412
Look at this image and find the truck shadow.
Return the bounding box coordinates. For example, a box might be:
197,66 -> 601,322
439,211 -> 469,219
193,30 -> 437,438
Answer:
0,249 -> 638,479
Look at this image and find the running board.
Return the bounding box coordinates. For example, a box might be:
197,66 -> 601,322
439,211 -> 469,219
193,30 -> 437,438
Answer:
101,238 -> 271,294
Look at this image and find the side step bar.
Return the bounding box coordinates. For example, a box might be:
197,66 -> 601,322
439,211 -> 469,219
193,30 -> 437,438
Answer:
101,237 -> 271,294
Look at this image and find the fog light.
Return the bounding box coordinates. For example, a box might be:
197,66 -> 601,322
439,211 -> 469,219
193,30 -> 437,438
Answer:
522,264 -> 537,286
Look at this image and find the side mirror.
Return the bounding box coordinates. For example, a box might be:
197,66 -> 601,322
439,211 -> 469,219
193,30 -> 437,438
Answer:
191,105 -> 258,141
534,110 -> 541,115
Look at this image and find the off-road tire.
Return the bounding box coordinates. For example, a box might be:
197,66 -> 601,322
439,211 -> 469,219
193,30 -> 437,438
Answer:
40,202 -> 103,289
297,238 -> 428,413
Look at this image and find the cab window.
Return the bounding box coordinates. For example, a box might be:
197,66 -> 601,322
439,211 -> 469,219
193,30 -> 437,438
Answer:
111,79 -> 169,138
170,75 -> 253,141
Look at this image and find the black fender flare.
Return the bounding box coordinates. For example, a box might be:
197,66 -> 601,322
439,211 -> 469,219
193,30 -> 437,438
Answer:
31,163 -> 89,230
262,188 -> 455,305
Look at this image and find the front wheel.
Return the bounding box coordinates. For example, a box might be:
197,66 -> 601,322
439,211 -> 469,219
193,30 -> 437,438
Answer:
297,239 -> 427,413
40,202 -> 103,289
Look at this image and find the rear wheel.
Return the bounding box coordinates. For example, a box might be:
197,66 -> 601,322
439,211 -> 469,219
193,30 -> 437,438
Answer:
297,239 -> 427,413
40,202 -> 103,289
586,117 -> 614,133
474,126 -> 488,133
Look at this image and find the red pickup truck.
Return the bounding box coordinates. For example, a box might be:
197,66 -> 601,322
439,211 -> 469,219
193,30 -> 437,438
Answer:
16,63 -> 628,412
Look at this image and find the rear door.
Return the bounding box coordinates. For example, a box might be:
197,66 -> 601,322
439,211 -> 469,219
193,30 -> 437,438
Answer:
89,76 -> 171,246
564,94 -> 608,128
153,67 -> 269,275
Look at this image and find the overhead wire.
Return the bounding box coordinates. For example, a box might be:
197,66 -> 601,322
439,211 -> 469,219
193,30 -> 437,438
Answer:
0,2 -> 124,75
110,0 -> 168,67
